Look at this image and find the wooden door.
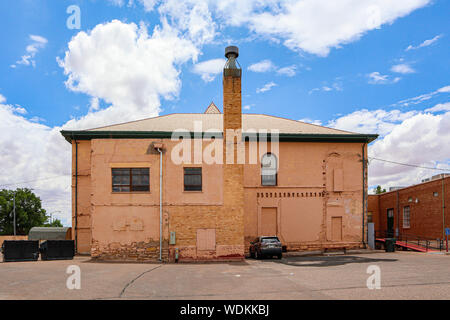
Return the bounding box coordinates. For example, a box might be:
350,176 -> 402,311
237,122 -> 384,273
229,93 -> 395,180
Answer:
331,217 -> 343,241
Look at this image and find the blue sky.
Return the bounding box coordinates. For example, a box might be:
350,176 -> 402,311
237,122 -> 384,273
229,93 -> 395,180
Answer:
0,0 -> 449,225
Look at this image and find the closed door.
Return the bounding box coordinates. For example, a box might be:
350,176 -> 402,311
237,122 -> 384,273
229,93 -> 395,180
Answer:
331,217 -> 342,241
261,207 -> 277,236
387,209 -> 394,237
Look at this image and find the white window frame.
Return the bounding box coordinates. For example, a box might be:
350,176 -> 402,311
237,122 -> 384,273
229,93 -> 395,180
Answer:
403,206 -> 410,229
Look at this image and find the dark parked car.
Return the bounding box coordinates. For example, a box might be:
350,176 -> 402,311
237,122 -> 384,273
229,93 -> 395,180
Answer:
249,236 -> 282,259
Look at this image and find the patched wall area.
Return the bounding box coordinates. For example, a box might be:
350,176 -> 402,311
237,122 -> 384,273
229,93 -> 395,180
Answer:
244,142 -> 366,253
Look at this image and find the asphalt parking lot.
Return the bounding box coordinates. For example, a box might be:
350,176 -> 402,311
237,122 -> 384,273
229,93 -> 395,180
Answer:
1,251 -> 450,300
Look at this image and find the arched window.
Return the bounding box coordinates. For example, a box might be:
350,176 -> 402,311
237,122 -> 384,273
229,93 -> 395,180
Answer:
261,153 -> 277,186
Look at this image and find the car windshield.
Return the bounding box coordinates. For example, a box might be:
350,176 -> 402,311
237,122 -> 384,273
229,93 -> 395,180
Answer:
261,237 -> 279,243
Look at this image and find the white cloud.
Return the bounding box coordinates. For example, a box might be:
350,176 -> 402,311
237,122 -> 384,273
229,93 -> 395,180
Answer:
394,85 -> 450,107
192,58 -> 226,82
88,97 -> 100,113
0,100 -> 71,226
157,0 -> 216,45
217,0 -> 431,56
328,108 -> 418,136
131,0 -> 430,57
256,81 -> 277,93
57,20 -> 199,129
425,102 -> 450,113
406,34 -> 443,51
438,86 -> 450,93
13,34 -> 48,68
248,60 -> 276,73
299,118 -> 322,126
0,19 -> 204,226
391,63 -> 415,74
276,65 -> 296,77
368,71 -> 401,85
328,108 -> 450,188
139,0 -> 159,11
309,81 -> 343,94
248,60 -> 297,77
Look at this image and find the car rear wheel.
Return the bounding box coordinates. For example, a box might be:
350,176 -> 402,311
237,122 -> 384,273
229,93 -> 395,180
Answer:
277,254 -> 282,259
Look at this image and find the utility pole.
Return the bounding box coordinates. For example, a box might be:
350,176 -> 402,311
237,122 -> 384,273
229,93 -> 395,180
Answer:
13,191 -> 16,236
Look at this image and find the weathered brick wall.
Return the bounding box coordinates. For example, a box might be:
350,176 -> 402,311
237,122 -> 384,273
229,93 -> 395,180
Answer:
371,177 -> 450,239
243,143 -> 367,254
368,194 -> 380,230
220,73 -> 245,259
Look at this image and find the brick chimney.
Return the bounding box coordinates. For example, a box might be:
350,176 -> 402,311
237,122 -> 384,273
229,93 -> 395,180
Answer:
223,45 -> 242,134
221,45 -> 245,259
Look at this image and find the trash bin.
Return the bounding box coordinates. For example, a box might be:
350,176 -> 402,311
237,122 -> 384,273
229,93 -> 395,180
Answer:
385,238 -> 396,252
40,240 -> 75,260
2,240 -> 39,262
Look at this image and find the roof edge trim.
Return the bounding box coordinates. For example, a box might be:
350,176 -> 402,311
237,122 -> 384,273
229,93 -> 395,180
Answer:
61,130 -> 378,144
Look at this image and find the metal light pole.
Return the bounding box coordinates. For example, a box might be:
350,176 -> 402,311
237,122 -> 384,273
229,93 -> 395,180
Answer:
13,191 -> 16,236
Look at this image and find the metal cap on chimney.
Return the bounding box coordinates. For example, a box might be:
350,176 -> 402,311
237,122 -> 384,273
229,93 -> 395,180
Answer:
224,46 -> 241,76
225,46 -> 239,59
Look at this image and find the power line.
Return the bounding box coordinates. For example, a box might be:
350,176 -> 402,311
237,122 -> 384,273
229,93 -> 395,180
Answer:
0,174 -> 69,188
369,157 -> 450,171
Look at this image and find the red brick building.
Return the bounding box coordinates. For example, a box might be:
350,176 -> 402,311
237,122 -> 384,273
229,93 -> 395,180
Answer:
368,175 -> 450,240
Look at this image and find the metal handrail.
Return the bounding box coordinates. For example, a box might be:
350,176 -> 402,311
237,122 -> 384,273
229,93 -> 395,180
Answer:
375,230 -> 443,252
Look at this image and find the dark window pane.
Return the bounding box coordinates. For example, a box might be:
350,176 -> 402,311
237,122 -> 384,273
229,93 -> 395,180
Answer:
113,175 -> 130,185
132,168 -> 149,175
184,167 -> 202,174
184,167 -> 202,191
131,185 -> 150,192
262,174 -> 276,186
132,174 -> 149,186
113,186 -> 130,192
184,174 -> 201,186
112,168 -> 130,175
112,168 -> 150,193
184,184 -> 202,191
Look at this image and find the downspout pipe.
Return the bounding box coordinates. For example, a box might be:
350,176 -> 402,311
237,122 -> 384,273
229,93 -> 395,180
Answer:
443,177 -> 446,240
157,148 -> 163,262
74,138 -> 78,254
362,142 -> 366,247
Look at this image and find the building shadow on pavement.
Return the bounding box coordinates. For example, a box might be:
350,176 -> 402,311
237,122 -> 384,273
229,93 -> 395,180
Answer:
268,255 -> 398,267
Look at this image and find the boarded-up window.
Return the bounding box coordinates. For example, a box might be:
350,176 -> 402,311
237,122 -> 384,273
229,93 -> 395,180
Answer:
333,168 -> 343,191
197,229 -> 216,251
261,207 -> 277,236
331,217 -> 343,241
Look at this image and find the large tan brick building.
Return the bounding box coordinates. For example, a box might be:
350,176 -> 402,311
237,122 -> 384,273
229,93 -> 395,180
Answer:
61,46 -> 377,261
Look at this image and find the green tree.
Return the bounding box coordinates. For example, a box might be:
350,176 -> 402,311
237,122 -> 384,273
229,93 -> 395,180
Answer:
44,219 -> 63,227
0,188 -> 58,235
374,185 -> 386,194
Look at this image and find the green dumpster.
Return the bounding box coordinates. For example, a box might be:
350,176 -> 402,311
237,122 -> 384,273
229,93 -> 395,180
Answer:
385,238 -> 396,252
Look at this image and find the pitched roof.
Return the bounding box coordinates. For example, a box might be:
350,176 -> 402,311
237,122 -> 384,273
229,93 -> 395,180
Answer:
204,102 -> 221,114
86,113 -> 354,135
61,113 -> 378,143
